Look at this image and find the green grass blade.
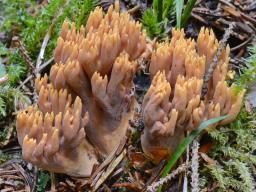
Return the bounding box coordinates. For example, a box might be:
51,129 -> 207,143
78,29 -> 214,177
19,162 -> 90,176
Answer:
175,0 -> 184,29
163,0 -> 175,19
181,0 -> 196,27
157,115 -> 228,192
157,0 -> 163,22
153,0 -> 163,22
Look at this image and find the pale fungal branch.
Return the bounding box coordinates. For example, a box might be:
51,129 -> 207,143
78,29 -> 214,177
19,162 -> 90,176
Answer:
201,22 -> 235,99
191,139 -> 199,192
147,163 -> 190,192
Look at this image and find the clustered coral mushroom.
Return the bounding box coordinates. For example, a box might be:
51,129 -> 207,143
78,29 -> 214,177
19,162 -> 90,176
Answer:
16,2 -> 245,177
16,2 -> 146,176
142,29 -> 245,162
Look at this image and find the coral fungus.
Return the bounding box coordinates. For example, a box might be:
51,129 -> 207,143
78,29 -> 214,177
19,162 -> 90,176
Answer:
16,2 -> 146,176
16,0 -> 244,175
142,28 -> 245,162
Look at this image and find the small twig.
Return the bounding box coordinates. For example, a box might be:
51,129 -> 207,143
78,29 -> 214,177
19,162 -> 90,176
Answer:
36,32 -> 51,70
147,163 -> 190,192
17,57 -> 54,90
201,22 -> 234,99
183,145 -> 190,192
127,5 -> 140,13
12,36 -> 35,74
191,139 -> 199,192
50,172 -> 56,192
37,57 -> 54,72
230,36 -> 253,52
17,76 -> 33,90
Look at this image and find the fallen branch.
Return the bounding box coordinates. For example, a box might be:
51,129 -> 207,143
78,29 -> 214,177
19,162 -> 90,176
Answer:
201,22 -> 234,99
183,144 -> 190,192
191,139 -> 199,192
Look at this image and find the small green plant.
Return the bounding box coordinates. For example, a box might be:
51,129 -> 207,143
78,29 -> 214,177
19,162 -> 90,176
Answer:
37,170 -> 50,192
0,152 -> 11,164
0,43 -> 29,119
21,0 -> 99,60
0,85 -> 30,118
142,0 -> 197,38
238,45 -> 256,88
0,0 -> 34,35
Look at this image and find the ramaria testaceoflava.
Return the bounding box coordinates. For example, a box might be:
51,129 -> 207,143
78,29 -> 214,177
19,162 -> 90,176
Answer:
16,2 -> 245,176
141,28 -> 245,162
16,2 -> 146,177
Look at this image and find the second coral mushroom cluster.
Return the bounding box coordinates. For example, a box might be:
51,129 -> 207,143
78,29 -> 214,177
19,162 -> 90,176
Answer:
16,2 -> 245,176
142,28 -> 245,162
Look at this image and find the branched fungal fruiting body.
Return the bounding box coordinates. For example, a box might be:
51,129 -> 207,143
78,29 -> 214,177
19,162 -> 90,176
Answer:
16,1 -> 244,176
16,2 -> 146,176
142,28 -> 245,162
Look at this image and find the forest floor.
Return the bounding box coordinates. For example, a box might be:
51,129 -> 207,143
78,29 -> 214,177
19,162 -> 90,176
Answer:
0,0 -> 256,191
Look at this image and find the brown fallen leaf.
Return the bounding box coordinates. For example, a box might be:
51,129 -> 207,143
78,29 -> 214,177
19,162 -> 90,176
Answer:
130,152 -> 148,168
199,142 -> 214,153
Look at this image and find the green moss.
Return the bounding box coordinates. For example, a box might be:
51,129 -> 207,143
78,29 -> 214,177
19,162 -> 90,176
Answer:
37,171 -> 50,192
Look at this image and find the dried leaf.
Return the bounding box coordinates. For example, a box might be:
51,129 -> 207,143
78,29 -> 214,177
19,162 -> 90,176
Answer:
130,152 -> 147,168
